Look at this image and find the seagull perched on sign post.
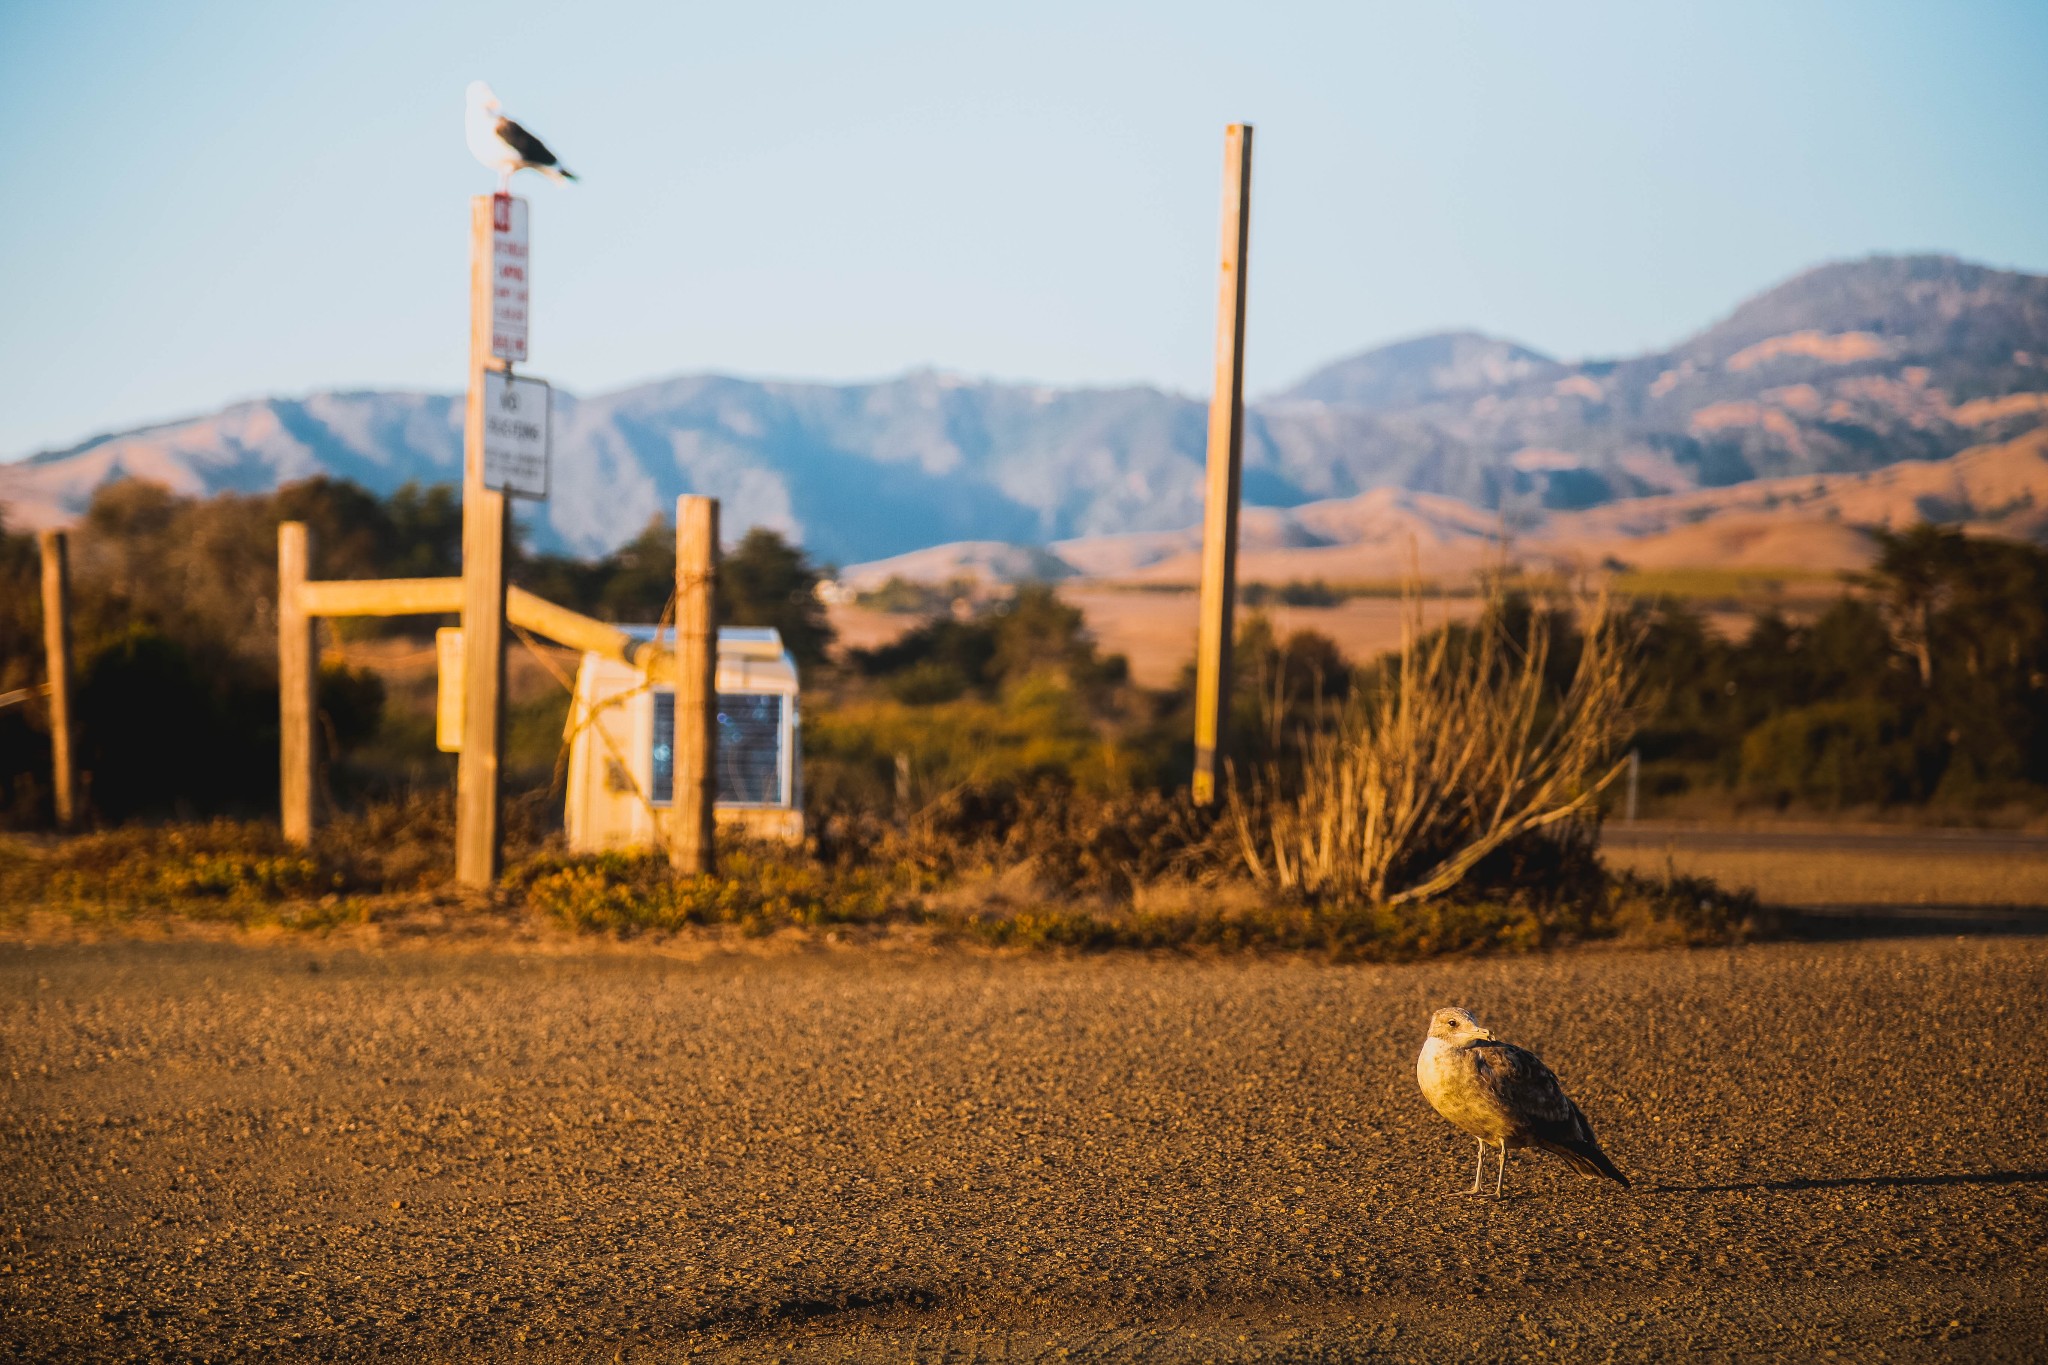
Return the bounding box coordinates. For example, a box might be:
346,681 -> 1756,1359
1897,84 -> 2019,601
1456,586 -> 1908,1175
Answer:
1415,1006 -> 1630,1197
466,81 -> 578,190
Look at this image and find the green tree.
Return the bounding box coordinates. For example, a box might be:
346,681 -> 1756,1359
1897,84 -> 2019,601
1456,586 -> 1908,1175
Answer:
1739,699 -> 1912,808
383,482 -> 463,578
592,514 -> 680,623
719,527 -> 835,673
850,583 -> 1125,703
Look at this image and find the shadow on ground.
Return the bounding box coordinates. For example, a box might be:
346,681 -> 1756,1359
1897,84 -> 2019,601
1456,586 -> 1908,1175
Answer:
1654,1169 -> 2048,1195
1781,905 -> 2048,938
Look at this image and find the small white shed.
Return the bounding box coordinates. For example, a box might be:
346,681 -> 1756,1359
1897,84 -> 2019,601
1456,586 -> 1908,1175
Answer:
564,626 -> 803,850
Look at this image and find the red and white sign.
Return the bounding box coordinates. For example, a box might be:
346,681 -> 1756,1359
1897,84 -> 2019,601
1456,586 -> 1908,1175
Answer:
490,194 -> 529,362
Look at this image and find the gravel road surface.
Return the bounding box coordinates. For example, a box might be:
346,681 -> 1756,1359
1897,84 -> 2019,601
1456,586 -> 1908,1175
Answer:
4,937 -> 2046,1361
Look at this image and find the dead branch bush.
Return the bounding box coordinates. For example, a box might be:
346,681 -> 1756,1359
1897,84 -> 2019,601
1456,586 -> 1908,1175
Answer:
808,779 -> 1221,903
1229,579 -> 1643,906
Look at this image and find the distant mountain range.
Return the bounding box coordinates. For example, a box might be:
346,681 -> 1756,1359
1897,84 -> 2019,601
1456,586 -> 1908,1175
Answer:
5,254 -> 2047,569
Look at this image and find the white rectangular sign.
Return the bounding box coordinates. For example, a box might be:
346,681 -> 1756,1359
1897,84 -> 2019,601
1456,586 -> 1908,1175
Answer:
490,194 -> 529,362
482,370 -> 550,499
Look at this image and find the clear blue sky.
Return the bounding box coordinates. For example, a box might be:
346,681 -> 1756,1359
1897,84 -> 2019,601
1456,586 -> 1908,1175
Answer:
4,1 -> 2046,459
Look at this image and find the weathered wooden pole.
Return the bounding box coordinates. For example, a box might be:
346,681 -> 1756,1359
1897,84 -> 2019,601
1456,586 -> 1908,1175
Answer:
670,495 -> 719,875
456,194 -> 511,887
38,530 -> 77,828
277,521 -> 316,845
1191,123 -> 1253,807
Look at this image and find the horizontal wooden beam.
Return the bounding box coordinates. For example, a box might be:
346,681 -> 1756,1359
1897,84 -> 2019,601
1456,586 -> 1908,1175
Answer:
296,575 -> 675,676
0,683 -> 51,711
505,587 -> 667,672
298,577 -> 463,617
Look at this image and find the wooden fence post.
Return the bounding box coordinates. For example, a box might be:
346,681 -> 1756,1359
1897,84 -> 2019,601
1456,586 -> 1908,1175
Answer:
277,521 -> 315,845
671,495 -> 719,875
1192,123 -> 1253,806
38,531 -> 77,828
456,194 -> 510,887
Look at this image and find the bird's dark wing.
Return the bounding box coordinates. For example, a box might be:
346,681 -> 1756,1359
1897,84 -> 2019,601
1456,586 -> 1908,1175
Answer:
1471,1042 -> 1578,1133
495,117 -> 560,169
1472,1041 -> 1629,1185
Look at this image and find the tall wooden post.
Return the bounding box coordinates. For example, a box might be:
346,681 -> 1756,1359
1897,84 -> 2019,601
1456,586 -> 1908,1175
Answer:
670,495 -> 719,875
277,521 -> 315,845
38,531 -> 77,829
457,195 -> 511,887
1191,123 -> 1253,806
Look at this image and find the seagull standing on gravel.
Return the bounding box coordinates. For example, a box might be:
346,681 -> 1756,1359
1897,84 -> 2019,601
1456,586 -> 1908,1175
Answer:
1415,1006 -> 1630,1197
466,81 -> 578,190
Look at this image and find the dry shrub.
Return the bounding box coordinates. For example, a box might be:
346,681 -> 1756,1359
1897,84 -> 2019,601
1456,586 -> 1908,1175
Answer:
310,787 -> 556,890
996,786 -> 1214,899
809,780 -> 1218,902
1230,580 -> 1641,906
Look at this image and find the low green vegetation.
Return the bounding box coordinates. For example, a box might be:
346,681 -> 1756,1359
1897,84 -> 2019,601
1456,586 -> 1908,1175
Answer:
1,785 -> 1760,955
1112,578 -> 1428,603
853,574 -> 984,615
1238,579 -> 1347,607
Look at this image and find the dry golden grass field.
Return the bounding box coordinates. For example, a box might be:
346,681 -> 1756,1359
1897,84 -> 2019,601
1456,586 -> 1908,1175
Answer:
832,591 -> 1492,690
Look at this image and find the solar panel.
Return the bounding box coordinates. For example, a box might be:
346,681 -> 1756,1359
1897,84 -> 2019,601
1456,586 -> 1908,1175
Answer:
651,691 -> 785,806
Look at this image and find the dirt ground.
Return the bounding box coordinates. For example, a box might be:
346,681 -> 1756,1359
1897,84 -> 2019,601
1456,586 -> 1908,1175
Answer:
3,937 -> 2045,1362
